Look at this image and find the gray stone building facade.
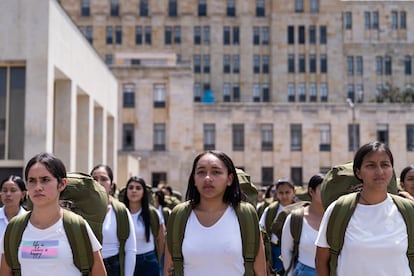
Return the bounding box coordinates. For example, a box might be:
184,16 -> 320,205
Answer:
59,0 -> 414,193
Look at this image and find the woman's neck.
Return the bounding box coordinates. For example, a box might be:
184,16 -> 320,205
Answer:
360,189 -> 387,205
4,205 -> 21,221
129,201 -> 142,213
30,206 -> 62,229
196,199 -> 229,212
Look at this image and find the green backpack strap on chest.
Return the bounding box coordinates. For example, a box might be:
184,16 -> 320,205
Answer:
149,206 -> 161,260
166,201 -> 260,276
264,201 -> 279,242
62,209 -> 93,276
111,198 -> 130,276
327,193 -> 414,276
4,210 -> 93,276
286,207 -> 305,275
234,201 -> 260,276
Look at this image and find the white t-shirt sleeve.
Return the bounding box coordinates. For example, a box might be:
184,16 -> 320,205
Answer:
84,219 -> 102,252
124,209 -> 137,276
259,207 -> 269,228
315,201 -> 336,248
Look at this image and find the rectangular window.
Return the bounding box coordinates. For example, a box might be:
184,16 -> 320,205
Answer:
203,26 -> 210,45
320,26 -> 327,44
262,83 -> 270,102
174,26 -> 181,44
233,83 -> 240,102
144,26 -> 152,44
376,56 -> 383,75
320,83 -> 328,102
356,56 -> 363,75
405,56 -> 412,75
165,26 -> 172,44
81,0 -> 90,16
356,84 -> 364,103
253,55 -> 260,74
227,0 -> 236,17
320,124 -> 331,151
105,54 -> 113,65
288,26 -> 295,44
135,26 -> 142,45
194,83 -> 202,102
309,83 -> 317,102
407,124 -> 414,151
140,0 -> 149,17
377,124 -> 389,145
256,0 -> 265,17
385,56 -> 392,75
299,54 -> 306,73
122,123 -> 134,150
223,55 -> 231,73
194,26 -> 201,45
348,124 -> 360,152
262,55 -> 269,74
347,56 -> 354,76
391,11 -> 398,29
262,27 -> 269,45
288,54 -> 295,73
320,54 -> 327,73
153,124 -> 166,151
261,124 -> 273,151
198,0 -> 207,16
194,55 -> 201,73
288,83 -> 295,102
298,26 -> 305,44
310,0 -> 319,13
401,11 -> 407,29
106,26 -> 113,44
223,26 -> 231,45
309,54 -> 316,73
291,167 -> 303,186
123,84 -> 135,108
232,124 -> 244,151
203,55 -> 210,73
169,0 -> 177,17
309,26 -> 316,44
203,124 -> 216,150
223,83 -> 231,102
0,66 -> 25,160
110,0 -> 119,16
364,12 -> 371,29
115,26 -> 122,44
153,84 -> 166,108
253,26 -> 260,45
86,26 -> 93,44
262,167 -> 274,186
290,124 -> 302,151
152,173 -> 167,188
233,55 -> 240,74
295,0 -> 304,13
373,11 -> 379,29
347,84 -> 355,102
344,12 -> 352,29
233,26 -> 240,45
253,83 -> 260,102
298,83 -> 306,102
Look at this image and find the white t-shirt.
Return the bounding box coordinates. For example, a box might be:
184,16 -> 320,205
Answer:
281,213 -> 318,274
131,208 -> 163,255
259,203 -> 284,244
102,205 -> 137,276
316,194 -> 411,276
0,217 -> 101,276
182,206 -> 244,276
0,206 -> 27,238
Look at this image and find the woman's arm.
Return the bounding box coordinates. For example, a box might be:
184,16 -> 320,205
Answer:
157,223 -> 166,261
253,231 -> 267,276
0,254 -> 12,276
281,214 -> 294,270
163,238 -> 174,276
315,246 -> 330,276
91,250 -> 107,276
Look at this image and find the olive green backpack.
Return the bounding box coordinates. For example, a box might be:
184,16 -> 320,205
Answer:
166,201 -> 260,276
326,192 -> 414,276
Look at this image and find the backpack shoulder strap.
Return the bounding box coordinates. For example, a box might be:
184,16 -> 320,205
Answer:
111,198 -> 130,276
390,194 -> 414,274
326,192 -> 359,275
265,201 -> 279,239
4,211 -> 31,276
235,202 -> 260,276
149,206 -> 161,259
62,209 -> 93,276
166,201 -> 192,276
286,206 -> 305,274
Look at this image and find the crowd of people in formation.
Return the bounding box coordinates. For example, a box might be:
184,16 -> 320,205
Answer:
1,141 -> 414,275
